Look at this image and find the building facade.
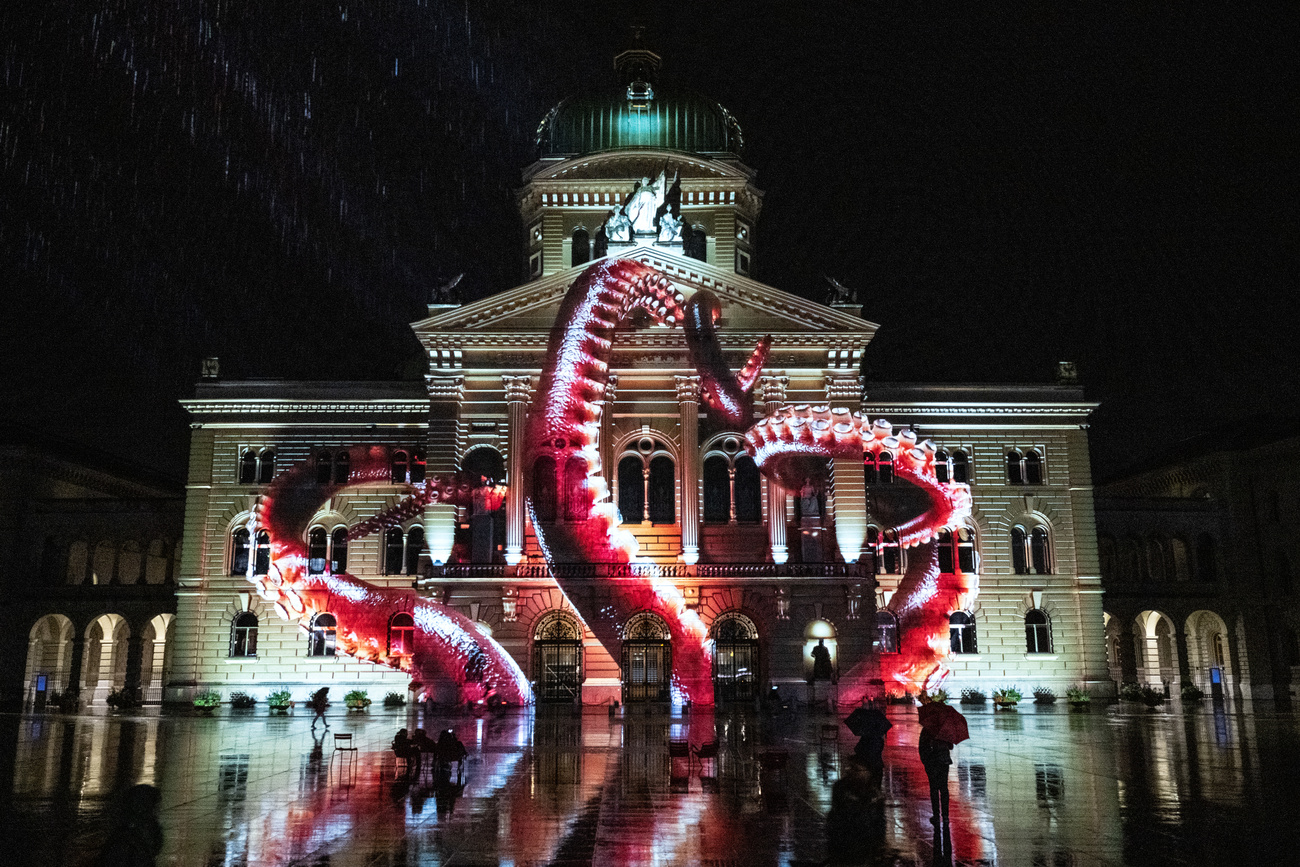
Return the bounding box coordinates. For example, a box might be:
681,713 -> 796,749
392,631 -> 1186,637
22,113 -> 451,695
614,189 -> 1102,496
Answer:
4,428 -> 183,712
162,50 -> 1111,707
1096,430 -> 1300,702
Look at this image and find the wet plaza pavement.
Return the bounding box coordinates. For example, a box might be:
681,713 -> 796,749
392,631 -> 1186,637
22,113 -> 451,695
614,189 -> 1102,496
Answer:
5,699 -> 1300,866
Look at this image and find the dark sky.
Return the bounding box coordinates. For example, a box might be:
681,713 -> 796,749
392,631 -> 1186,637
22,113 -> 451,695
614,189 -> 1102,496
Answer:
2,2 -> 1296,482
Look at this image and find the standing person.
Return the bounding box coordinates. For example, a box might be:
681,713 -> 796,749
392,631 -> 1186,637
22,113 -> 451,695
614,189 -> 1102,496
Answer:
309,687 -> 330,731
94,783 -> 163,867
849,698 -> 891,789
918,727 -> 954,826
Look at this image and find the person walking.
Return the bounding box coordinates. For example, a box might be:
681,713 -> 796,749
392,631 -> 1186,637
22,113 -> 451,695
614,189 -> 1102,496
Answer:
309,687 -> 330,731
918,726 -> 954,827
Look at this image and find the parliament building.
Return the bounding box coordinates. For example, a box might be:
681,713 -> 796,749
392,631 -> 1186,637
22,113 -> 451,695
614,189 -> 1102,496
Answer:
17,50 -> 1115,710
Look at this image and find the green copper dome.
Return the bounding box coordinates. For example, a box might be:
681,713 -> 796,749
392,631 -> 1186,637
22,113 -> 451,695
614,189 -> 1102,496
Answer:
535,49 -> 744,159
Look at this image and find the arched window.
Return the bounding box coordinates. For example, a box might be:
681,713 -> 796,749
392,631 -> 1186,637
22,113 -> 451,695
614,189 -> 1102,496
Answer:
935,527 -> 977,573
1024,450 -> 1043,485
703,455 -> 730,523
331,527 -> 348,573
385,528 -> 405,575
1197,534 -> 1217,581
308,613 -> 337,657
1012,527 -> 1028,574
648,456 -> 676,524
938,529 -> 955,573
734,456 -> 762,524
683,224 -> 708,261
1170,536 -> 1191,582
1120,537 -> 1140,581
618,455 -> 644,523
389,612 -> 415,656
533,456 -> 558,523
239,450 -> 258,484
572,227 -> 590,267
949,611 -> 977,654
410,451 -> 426,483
875,610 -> 899,654
231,528 -> 250,576
317,451 -> 333,484
1147,538 -> 1166,582
254,530 -> 271,576
1030,526 -> 1052,574
405,527 -> 424,576
1006,450 -> 1024,485
864,451 -> 895,486
66,540 -> 89,584
258,449 -> 276,483
712,611 -> 760,702
391,450 -> 409,484
333,451 -> 349,484
869,527 -> 902,574
951,450 -> 970,484
1099,534 -> 1117,579
308,527 -> 328,574
564,456 -> 588,522
935,450 -> 950,484
1025,609 -> 1052,653
533,612 -> 584,703
230,612 -> 258,657
878,451 -> 894,485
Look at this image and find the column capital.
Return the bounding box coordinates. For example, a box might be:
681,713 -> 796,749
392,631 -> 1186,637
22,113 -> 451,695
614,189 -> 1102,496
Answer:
502,374 -> 532,404
760,375 -> 789,405
674,374 -> 701,404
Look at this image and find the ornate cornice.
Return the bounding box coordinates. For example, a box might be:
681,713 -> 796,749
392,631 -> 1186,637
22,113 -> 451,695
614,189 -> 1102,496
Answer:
180,399 -> 428,416
861,402 -> 1097,417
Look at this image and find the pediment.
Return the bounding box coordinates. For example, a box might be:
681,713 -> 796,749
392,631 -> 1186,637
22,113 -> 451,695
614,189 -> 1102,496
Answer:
411,249 -> 879,344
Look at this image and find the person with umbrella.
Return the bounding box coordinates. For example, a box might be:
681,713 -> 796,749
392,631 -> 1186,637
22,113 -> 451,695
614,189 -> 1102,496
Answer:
917,701 -> 970,827
844,698 -> 892,788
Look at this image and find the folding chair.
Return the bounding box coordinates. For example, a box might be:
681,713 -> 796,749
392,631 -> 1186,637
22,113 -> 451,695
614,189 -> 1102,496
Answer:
692,740 -> 720,777
330,733 -> 359,784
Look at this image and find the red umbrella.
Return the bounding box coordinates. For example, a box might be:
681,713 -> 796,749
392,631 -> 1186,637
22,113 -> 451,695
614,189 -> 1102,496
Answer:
917,702 -> 970,744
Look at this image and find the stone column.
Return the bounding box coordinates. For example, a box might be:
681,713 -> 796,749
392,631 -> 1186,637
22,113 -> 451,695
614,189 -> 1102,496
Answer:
124,634 -> 145,702
761,375 -> 790,564
1174,624 -> 1193,690
1116,619 -> 1139,686
676,375 -> 701,565
600,374 -> 618,491
502,375 -> 532,567
67,636 -> 85,702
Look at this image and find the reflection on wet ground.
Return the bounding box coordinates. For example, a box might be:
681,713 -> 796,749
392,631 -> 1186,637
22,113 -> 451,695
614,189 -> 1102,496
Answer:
5,699 -> 1299,865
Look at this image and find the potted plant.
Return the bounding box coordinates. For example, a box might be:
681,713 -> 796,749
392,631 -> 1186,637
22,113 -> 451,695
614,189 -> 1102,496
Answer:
383,691 -> 407,708
1032,687 -> 1057,705
959,688 -> 987,706
344,689 -> 372,711
1119,682 -> 1144,703
1180,682 -> 1205,702
230,691 -> 257,711
992,687 -> 1022,709
1066,686 -> 1091,710
48,689 -> 80,713
1137,684 -> 1166,710
267,690 -> 293,714
919,689 -> 950,705
106,688 -> 140,712
193,690 -> 221,715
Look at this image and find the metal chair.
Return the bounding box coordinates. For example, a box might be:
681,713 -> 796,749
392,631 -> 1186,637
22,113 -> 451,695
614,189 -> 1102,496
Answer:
330,733 -> 359,784
668,740 -> 691,778
692,740 -> 720,777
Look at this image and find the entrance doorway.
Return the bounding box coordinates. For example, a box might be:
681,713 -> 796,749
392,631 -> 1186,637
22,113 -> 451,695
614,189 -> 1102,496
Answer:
712,611 -> 759,702
622,612 -> 672,703
533,612 -> 584,703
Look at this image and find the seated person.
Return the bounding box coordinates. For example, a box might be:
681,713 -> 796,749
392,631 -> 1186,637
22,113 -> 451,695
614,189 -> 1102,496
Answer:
411,728 -> 437,771
435,729 -> 468,778
392,728 -> 420,778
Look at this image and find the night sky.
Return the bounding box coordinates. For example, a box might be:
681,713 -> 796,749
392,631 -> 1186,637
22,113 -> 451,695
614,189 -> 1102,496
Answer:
3,2 -> 1296,482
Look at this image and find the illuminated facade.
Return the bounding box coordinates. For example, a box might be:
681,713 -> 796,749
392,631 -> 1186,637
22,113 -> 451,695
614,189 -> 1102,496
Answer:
162,50 -> 1111,706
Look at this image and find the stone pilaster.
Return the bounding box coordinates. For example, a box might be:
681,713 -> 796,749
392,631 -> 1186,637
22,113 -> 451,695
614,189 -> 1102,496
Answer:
503,375 -> 532,566
761,375 -> 790,564
676,375 -> 701,564
600,375 -> 618,494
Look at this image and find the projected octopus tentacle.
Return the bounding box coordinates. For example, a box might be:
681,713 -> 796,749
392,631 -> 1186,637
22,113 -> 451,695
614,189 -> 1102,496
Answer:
250,446 -> 532,705
744,408 -> 974,692
525,259 -> 771,706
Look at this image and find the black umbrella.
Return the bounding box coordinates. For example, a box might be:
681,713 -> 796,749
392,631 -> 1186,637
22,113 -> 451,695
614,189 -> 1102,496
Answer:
844,706 -> 892,739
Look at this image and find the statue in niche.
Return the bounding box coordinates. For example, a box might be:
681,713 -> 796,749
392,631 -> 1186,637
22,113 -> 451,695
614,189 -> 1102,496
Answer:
602,167 -> 682,242
799,478 -> 821,517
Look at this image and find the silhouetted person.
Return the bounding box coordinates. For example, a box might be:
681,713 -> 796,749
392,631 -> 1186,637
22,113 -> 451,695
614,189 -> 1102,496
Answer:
851,699 -> 890,789
919,727 -> 954,826
308,687 -> 330,731
95,783 -> 162,867
392,728 -> 420,779
436,728 -> 467,782
811,639 -> 833,681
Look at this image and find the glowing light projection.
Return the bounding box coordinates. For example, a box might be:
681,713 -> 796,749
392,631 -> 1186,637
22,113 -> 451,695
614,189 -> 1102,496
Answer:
744,408 -> 973,693
524,260 -> 771,706
252,446 -> 532,705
